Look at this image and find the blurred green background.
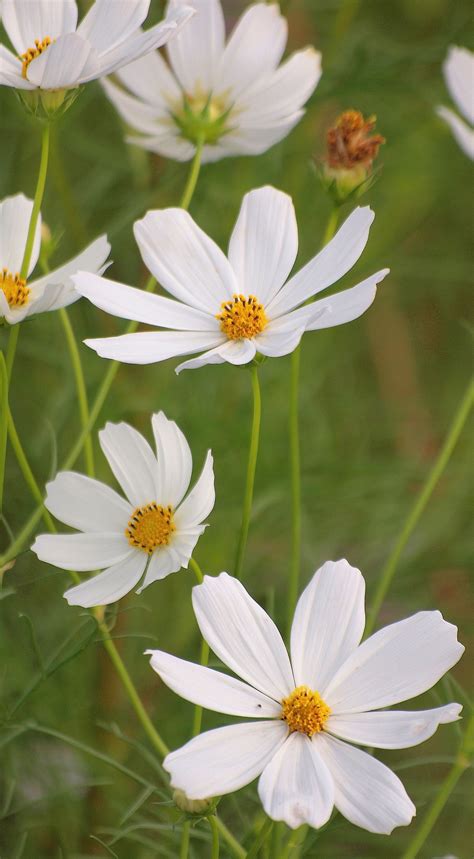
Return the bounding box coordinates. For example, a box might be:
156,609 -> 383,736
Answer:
0,0 -> 472,856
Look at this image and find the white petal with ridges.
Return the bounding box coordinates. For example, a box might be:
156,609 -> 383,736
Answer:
2,0 -> 77,54
85,330 -> 225,364
192,573 -> 294,700
290,560 -> 366,693
218,3 -> 287,98
166,0 -> 225,92
26,33 -> 99,89
316,733 -> 416,834
136,528 -> 204,590
175,337 -> 256,373
174,450 -> 214,528
77,0 -> 149,54
147,650 -> 281,718
115,49 -> 181,107
0,45 -> 36,89
64,551 -> 146,607
164,720 -> 288,799
27,235 -> 111,315
437,106 -> 474,159
304,270 -> 388,330
31,532 -> 132,571
151,411 -> 192,506
239,48 -> 322,125
327,703 -> 463,749
258,731 -> 334,829
98,421 -> 158,507
44,471 -> 129,533
443,46 -> 474,125
0,194 -> 40,277
325,611 -> 465,713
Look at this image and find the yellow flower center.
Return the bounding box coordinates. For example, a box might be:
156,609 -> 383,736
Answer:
217,294 -> 268,340
125,503 -> 175,554
281,686 -> 331,736
186,91 -> 228,124
0,268 -> 30,309
20,37 -> 52,79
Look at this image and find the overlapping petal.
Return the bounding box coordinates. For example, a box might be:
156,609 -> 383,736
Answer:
99,421 -> 158,507
443,46 -> 474,125
1,0 -> 78,54
64,551 -> 147,607
85,330 -> 225,364
437,106 -> 474,159
32,532 -> 132,571
0,194 -> 41,277
174,450 -> 215,528
44,471 -> 130,533
152,411 -> 192,506
166,0 -> 225,92
327,704 -> 462,749
217,3 -> 287,98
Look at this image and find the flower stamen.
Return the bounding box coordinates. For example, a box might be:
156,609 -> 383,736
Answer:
0,268 -> 30,309
20,37 -> 52,79
126,503 -> 175,554
281,685 -> 331,736
217,294 -> 268,340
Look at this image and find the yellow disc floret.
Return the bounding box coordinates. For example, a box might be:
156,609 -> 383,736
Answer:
126,503 -> 175,554
20,37 -> 52,79
217,294 -> 268,340
0,268 -> 30,309
281,685 -> 331,736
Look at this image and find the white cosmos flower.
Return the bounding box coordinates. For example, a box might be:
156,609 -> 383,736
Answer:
31,412 -> 215,607
102,0 -> 321,163
0,0 -> 194,92
147,561 -> 464,833
73,186 -> 389,372
436,46 -> 474,159
0,193 -> 110,325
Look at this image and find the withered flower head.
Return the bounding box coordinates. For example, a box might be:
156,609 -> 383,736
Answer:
321,110 -> 385,204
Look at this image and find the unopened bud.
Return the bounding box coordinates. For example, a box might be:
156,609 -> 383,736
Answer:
173,788 -> 214,816
320,110 -> 385,204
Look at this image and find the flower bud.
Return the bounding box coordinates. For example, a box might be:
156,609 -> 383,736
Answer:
172,788 -> 214,816
320,110 -> 385,204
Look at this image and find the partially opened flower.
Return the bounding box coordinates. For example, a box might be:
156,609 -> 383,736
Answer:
0,193 -> 110,325
73,186 -> 389,372
0,0 -> 193,116
102,0 -> 321,162
147,561 -> 463,833
436,46 -> 474,159
32,412 -> 214,607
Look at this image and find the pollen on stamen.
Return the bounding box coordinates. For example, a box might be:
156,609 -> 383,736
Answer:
20,37 -> 52,79
126,502 -> 175,554
281,685 -> 331,736
216,294 -> 268,341
0,268 -> 30,309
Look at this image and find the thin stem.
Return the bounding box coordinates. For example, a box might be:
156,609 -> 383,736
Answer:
59,307 -> 95,476
366,377 -> 474,636
209,815 -> 220,859
192,637 -> 209,737
0,353 -> 8,515
180,821 -> 191,859
5,325 -> 20,383
189,556 -> 204,583
246,818 -> 273,858
180,136 -> 204,211
216,820 -> 245,859
234,365 -> 261,580
6,406 -> 55,532
322,206 -> 340,246
400,712 -> 474,859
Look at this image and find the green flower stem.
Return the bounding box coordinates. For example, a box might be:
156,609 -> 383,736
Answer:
6,406 -> 55,532
189,556 -> 209,735
235,364 -> 261,580
400,711 -> 474,859
0,353 -> 8,515
59,307 -> 95,477
180,136 -> 204,211
246,817 -> 273,858
366,376 -> 474,636
216,820 -> 245,859
286,207 -> 339,634
209,815 -> 220,859
180,821 -> 191,859
189,556 -> 204,583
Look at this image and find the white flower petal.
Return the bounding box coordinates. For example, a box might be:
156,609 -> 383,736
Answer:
126,130 -> 195,161
325,611 -> 465,714
238,47 -> 322,126
136,528 -> 204,591
77,0 -> 149,54
228,186 -> 298,306
316,733 -> 415,834
175,337 -> 256,373
64,551 -> 146,608
267,207 -> 375,317
2,0 -> 77,54
164,720 -> 288,799
443,45 -> 474,125
192,573 -> 294,700
304,269 -> 388,330
218,3 -> 287,98
0,44 -> 36,89
151,411 -> 192,506
26,32 -> 99,89
437,106 -> 474,160
101,78 -> 167,136
214,111 -> 305,159
290,560 -> 366,693
254,324 -> 305,358
147,650 -> 281,718
166,0 -> 225,92
134,209 -> 237,314
258,732 -> 334,830
114,48 -> 181,107
327,703 -> 463,750
73,271 -> 218,331
44,471 -> 129,533
31,532 -> 131,571
98,421 -> 158,507
0,194 -> 40,277
174,450 -> 214,528
84,330 -> 225,364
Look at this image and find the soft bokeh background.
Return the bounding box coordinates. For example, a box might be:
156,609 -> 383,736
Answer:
1,0 -> 472,856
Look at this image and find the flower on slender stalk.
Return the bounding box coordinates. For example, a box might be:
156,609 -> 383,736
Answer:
321,109 -> 385,204
147,561 -> 464,833
102,0 -> 321,162
436,46 -> 474,159
0,0 -> 194,117
73,186 -> 389,372
32,412 -> 215,607
0,193 -> 110,325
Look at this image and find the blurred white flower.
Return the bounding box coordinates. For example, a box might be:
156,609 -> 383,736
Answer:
0,0 -> 193,93
0,193 -> 110,325
102,0 -> 321,163
147,561 -> 464,833
437,46 -> 474,159
73,186 -> 388,372
32,412 -> 215,607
